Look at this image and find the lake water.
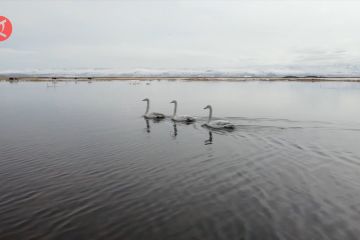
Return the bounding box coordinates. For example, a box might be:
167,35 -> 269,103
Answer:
1,80 -> 360,240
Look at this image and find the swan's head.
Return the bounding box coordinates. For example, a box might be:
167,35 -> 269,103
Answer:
203,105 -> 212,110
170,100 -> 177,104
142,98 -> 149,102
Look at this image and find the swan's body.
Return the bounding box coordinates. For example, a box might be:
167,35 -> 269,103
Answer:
145,112 -> 165,119
203,105 -> 235,129
142,98 -> 165,119
170,100 -> 196,122
206,120 -> 234,129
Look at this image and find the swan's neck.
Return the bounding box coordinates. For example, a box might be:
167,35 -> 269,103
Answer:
145,101 -> 150,115
207,107 -> 213,123
172,102 -> 177,117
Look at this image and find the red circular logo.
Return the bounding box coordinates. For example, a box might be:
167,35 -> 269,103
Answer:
0,16 -> 13,42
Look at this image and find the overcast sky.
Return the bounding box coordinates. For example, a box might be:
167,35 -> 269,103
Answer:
1,1 -> 360,73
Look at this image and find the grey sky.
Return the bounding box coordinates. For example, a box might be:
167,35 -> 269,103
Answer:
1,1 -> 360,73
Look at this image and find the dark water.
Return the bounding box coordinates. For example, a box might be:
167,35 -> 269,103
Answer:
1,80 -> 360,240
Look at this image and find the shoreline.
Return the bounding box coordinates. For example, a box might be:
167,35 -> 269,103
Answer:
1,76 -> 360,83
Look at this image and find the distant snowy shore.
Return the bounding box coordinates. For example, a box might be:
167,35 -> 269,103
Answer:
1,76 -> 360,83
1,67 -> 360,79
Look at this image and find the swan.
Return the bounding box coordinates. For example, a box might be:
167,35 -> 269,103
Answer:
203,105 -> 235,129
170,100 -> 196,122
142,98 -> 165,119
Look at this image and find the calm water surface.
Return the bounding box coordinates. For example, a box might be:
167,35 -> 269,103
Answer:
1,80 -> 360,240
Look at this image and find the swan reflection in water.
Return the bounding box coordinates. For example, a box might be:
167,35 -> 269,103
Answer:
144,118 -> 163,133
204,131 -> 213,145
144,119 -> 151,133
172,123 -> 178,138
144,120 -> 211,145
171,122 -> 196,139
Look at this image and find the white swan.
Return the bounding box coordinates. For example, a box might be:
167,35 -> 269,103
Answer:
142,98 -> 165,119
203,105 -> 235,129
170,100 -> 196,122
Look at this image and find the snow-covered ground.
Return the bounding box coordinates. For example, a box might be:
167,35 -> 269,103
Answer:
1,66 -> 360,78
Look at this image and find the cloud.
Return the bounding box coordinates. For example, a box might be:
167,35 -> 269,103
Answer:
1,0 -> 360,75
